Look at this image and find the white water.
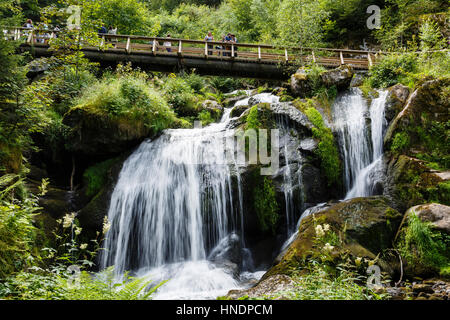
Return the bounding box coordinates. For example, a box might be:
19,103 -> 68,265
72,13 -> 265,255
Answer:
333,89 -> 388,199
101,93 -> 290,299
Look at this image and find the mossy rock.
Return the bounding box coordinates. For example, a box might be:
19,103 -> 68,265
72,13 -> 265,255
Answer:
63,106 -> 155,156
386,155 -> 450,212
320,65 -> 354,90
384,84 -> 410,123
263,196 -> 402,279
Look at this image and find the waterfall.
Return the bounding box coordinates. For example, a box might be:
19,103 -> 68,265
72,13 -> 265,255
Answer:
332,89 -> 388,199
100,93 -> 292,299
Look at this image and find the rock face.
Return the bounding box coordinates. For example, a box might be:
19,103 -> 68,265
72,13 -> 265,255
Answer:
320,65 -> 354,90
290,69 -> 311,98
404,203 -> 450,234
385,155 -> 450,212
384,84 -> 410,123
384,78 -> 450,148
290,65 -> 354,98
263,197 -> 403,279
62,107 -> 155,156
383,79 -> 450,211
199,99 -> 223,121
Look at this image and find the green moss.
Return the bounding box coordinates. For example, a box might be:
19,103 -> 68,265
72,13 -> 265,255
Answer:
253,176 -> 279,235
83,158 -> 118,197
304,107 -> 341,187
246,105 -> 261,130
391,131 -> 410,153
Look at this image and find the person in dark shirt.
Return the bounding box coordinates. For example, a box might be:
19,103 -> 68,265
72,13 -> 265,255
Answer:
98,25 -> 107,34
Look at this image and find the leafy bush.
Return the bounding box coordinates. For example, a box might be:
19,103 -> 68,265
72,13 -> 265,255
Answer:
74,72 -> 177,135
0,175 -> 40,278
390,131 -> 410,154
397,212 -> 450,276
368,53 -> 418,88
161,74 -> 198,117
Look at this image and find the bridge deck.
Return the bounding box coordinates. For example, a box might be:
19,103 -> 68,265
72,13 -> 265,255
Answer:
3,27 -> 379,79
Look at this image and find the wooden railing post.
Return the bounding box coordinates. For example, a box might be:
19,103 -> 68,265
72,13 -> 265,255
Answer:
178,40 -> 182,56
99,35 -> 104,49
312,50 -> 316,63
285,48 -> 288,62
27,29 -> 33,44
231,43 -> 234,58
368,53 -> 373,67
339,51 -> 344,65
152,39 -> 156,55
258,46 -> 261,61
205,42 -> 208,57
126,37 -> 131,53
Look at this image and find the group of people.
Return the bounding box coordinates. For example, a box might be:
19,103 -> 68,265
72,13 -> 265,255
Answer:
205,32 -> 239,56
21,19 -> 60,43
98,24 -> 118,47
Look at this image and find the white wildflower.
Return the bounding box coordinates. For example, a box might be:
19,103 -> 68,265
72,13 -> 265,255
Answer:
323,243 -> 334,252
355,257 -> 362,266
315,224 -> 325,237
102,216 -> 111,234
323,224 -> 330,232
74,227 -> 82,235
80,243 -> 88,250
62,212 -> 76,228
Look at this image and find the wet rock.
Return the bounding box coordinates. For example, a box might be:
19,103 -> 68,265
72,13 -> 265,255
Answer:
405,203 -> 450,234
290,69 -> 311,98
412,283 -> 434,294
208,233 -> 242,267
263,196 -> 402,280
384,84 -> 410,123
226,274 -> 296,300
320,65 -> 353,90
350,73 -> 365,87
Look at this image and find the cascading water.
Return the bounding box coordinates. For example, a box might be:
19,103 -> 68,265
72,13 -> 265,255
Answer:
101,93 -> 291,299
333,88 -> 388,199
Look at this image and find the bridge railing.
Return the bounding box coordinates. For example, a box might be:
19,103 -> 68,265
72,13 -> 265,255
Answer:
2,26 -> 381,69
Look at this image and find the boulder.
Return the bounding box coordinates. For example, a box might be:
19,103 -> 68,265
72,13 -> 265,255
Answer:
384,84 -> 410,123
63,106 -> 154,156
320,65 -> 354,90
384,78 -> 450,148
404,203 -> 450,234
199,99 -> 223,120
385,155 -> 450,212
289,69 -> 311,98
350,73 -> 365,87
263,196 -> 403,279
226,274 -> 296,300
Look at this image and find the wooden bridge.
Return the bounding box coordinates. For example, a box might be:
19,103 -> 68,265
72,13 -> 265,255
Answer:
3,27 -> 380,79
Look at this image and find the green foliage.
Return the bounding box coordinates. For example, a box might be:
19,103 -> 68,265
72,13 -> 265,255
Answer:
0,175 -> 42,278
74,69 -> 177,134
304,107 -> 341,186
160,74 -> 198,117
84,0 -> 160,36
253,177 -> 279,235
83,158 -> 118,197
397,212 -> 450,275
390,131 -> 410,154
368,53 -> 418,88
246,105 -> 261,130
0,266 -> 166,300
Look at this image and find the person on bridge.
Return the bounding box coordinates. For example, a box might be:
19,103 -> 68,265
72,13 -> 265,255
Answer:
98,24 -> 107,34
164,34 -> 172,52
23,19 -> 33,29
204,32 -> 214,55
108,25 -> 118,48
